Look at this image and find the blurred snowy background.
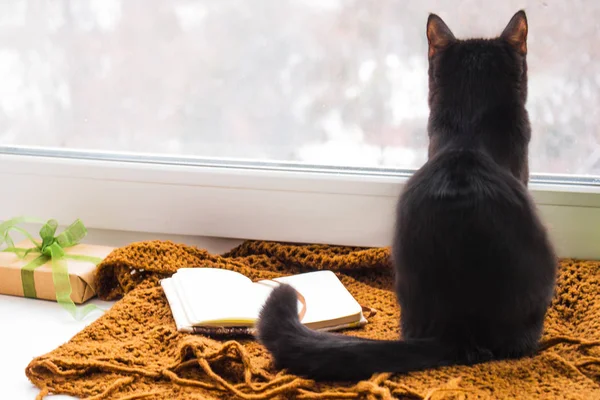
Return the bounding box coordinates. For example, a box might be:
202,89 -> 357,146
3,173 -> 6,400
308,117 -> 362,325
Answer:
0,0 -> 598,175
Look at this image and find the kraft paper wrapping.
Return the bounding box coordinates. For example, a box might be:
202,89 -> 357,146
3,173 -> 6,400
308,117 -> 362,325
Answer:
0,240 -> 114,303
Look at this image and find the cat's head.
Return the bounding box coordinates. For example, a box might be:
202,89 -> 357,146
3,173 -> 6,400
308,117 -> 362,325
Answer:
426,10 -> 529,110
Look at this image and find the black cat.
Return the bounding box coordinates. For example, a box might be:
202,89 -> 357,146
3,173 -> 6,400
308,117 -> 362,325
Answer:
256,10 -> 558,381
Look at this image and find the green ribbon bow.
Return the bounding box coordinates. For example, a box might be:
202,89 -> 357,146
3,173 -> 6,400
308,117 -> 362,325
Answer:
0,217 -> 105,320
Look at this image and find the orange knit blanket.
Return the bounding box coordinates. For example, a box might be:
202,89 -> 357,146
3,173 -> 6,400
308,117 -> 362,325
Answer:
26,240 -> 600,399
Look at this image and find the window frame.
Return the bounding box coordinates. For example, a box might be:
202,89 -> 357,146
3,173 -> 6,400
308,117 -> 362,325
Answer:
1,146 -> 600,260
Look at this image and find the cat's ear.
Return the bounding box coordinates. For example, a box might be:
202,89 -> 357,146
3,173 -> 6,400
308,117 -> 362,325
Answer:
427,14 -> 456,58
501,10 -> 528,55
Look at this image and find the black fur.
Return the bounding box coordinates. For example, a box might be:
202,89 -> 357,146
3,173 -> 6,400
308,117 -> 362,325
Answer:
256,10 -> 558,381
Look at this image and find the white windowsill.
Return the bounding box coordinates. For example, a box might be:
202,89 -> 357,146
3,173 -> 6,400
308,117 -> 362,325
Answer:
1,150 -> 600,259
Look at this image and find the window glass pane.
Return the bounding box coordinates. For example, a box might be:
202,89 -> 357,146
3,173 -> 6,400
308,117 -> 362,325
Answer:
0,1 -> 597,175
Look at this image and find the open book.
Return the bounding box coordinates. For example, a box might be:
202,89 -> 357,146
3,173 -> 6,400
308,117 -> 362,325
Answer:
161,268 -> 369,335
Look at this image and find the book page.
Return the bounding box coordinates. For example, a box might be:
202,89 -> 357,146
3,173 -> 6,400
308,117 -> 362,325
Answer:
172,268 -> 268,326
161,277 -> 194,332
174,267 -> 252,286
256,270 -> 363,329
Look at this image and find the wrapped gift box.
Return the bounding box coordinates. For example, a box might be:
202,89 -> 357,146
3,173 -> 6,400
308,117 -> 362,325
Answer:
0,240 -> 114,303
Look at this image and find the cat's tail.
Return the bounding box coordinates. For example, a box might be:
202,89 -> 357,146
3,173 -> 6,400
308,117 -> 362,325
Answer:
256,284 -> 458,381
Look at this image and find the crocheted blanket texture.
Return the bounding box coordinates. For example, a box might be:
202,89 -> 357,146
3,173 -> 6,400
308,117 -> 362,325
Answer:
25,240 -> 600,399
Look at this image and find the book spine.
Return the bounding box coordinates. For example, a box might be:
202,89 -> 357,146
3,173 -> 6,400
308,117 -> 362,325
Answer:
192,326 -> 255,338
189,319 -> 366,338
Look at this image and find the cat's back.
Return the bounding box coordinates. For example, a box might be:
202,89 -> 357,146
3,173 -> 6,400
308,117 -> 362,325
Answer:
394,147 -> 555,306
392,149 -> 555,332
395,146 -> 553,273
400,148 -> 527,212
